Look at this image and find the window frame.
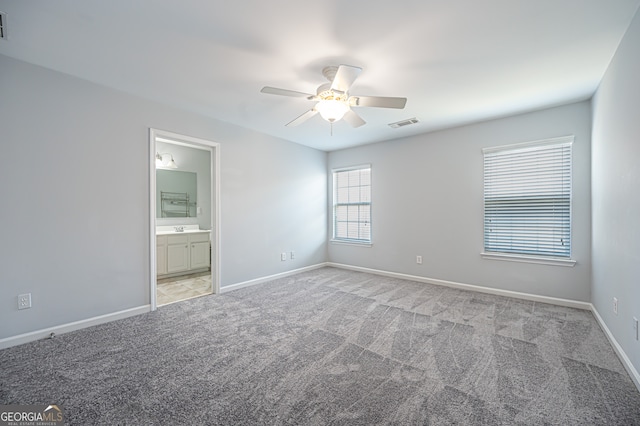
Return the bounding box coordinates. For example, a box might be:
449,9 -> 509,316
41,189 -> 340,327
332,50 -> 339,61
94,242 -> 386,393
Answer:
481,136 -> 576,267
331,164 -> 372,246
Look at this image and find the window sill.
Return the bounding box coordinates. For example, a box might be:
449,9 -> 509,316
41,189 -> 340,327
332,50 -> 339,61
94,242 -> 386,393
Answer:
330,239 -> 372,248
481,252 -> 576,267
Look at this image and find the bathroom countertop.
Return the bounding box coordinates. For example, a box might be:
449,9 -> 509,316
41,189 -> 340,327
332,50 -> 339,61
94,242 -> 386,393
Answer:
156,225 -> 211,235
156,229 -> 211,236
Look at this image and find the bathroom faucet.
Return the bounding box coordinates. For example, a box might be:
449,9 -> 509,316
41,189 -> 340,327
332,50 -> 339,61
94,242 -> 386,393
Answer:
174,226 -> 184,232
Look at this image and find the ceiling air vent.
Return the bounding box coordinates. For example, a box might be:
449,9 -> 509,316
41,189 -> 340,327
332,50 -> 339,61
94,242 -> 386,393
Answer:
388,117 -> 419,128
0,12 -> 6,40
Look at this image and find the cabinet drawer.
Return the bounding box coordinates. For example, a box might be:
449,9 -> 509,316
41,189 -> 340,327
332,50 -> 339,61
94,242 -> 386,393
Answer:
189,232 -> 210,243
167,234 -> 189,245
156,235 -> 167,245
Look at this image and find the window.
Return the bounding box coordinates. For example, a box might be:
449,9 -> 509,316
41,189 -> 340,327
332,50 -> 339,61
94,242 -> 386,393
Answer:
483,136 -> 573,263
332,165 -> 371,243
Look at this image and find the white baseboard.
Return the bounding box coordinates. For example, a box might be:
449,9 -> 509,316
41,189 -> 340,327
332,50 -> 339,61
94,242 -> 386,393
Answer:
591,306 -> 640,392
327,262 -> 592,310
220,263 -> 328,293
0,305 -> 151,350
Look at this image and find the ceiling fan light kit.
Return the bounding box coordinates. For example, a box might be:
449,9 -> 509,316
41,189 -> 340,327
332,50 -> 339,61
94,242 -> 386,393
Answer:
316,99 -> 349,122
260,64 -> 407,130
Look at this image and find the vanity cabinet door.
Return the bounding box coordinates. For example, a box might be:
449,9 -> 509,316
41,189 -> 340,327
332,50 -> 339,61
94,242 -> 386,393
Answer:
157,235 -> 167,275
190,241 -> 210,270
167,235 -> 190,273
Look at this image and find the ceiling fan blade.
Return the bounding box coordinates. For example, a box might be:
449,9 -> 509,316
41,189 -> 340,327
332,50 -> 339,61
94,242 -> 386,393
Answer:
285,109 -> 318,127
350,96 -> 407,109
343,109 -> 366,128
330,65 -> 362,93
261,86 -> 314,98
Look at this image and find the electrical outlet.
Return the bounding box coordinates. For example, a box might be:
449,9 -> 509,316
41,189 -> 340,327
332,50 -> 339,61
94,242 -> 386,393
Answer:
290,251 -> 295,260
416,255 -> 423,265
280,252 -> 287,261
18,293 -> 31,310
634,317 -> 638,341
613,297 -> 618,315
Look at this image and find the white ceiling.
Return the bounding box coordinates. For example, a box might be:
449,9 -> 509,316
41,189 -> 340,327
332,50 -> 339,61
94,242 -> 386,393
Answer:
1,1 -> 639,151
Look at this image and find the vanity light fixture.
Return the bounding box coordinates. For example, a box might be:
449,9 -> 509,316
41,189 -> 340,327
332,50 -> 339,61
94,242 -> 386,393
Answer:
155,152 -> 178,169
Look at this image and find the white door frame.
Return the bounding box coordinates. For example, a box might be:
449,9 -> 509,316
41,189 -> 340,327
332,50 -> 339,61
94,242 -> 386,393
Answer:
149,128 -> 221,310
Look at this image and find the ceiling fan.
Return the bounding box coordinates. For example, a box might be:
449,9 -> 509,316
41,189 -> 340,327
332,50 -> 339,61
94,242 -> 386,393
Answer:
260,64 -> 407,128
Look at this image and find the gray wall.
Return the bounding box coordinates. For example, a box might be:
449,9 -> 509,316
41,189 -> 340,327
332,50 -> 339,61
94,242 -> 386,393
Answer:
0,54 -> 327,339
592,10 -> 640,378
328,101 -> 592,302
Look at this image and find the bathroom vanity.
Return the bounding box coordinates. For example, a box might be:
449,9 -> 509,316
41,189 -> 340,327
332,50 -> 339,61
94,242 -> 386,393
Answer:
156,226 -> 211,277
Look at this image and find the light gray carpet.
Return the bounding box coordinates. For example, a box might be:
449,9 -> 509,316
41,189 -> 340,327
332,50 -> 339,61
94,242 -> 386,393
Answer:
1,267 -> 639,425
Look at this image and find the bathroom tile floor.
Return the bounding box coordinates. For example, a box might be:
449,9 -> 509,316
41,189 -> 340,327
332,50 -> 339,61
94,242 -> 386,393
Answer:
157,272 -> 212,306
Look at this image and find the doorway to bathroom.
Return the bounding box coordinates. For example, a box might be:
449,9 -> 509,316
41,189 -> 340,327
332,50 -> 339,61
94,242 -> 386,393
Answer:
149,129 -> 220,310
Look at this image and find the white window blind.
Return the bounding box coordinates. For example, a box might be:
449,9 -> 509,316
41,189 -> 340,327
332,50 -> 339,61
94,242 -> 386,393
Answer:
333,166 -> 371,243
483,136 -> 573,259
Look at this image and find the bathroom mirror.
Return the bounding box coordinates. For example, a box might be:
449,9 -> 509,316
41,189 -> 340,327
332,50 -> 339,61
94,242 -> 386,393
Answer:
156,169 -> 197,218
